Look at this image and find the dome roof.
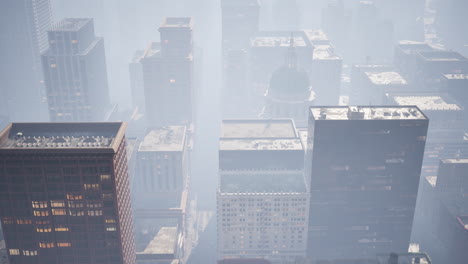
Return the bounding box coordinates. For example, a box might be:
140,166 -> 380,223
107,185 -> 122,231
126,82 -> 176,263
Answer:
269,66 -> 310,95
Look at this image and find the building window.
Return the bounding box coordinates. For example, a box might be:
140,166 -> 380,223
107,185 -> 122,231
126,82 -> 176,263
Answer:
23,250 -> 37,256
87,202 -> 102,208
67,194 -> 83,200
17,219 -> 32,224
33,210 -> 49,217
52,209 -> 66,216
2,218 -> 14,224
88,210 -> 102,216
51,201 -> 65,207
39,242 -> 55,248
57,242 -> 71,247
68,201 -> 84,208
84,184 -> 99,191
106,226 -> 117,232
32,201 -> 48,208
9,249 -> 20,255
105,218 -> 116,224
100,174 -> 111,181
69,210 -> 85,216
55,226 -> 69,232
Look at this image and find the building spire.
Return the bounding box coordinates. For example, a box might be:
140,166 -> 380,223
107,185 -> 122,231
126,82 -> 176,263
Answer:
286,32 -> 298,69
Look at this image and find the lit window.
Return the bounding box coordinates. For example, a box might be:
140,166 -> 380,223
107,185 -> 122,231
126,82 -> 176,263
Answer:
50,201 -> 65,207
106,226 -> 117,232
17,219 -> 32,225
32,201 -> 48,208
55,226 -> 69,232
36,227 -> 52,233
2,218 -> 14,224
84,184 -> 99,191
87,202 -> 102,208
67,194 -> 83,200
68,201 -> 84,208
100,174 -> 111,181
35,220 -> 50,225
50,64 -> 57,68
88,210 -> 102,216
69,210 -> 85,216
9,249 -> 20,255
105,218 -> 116,224
57,242 -> 71,247
52,209 -> 66,216
71,40 -> 78,44
23,250 -> 37,256
169,79 -> 176,84
33,211 -> 49,217
39,242 -> 55,248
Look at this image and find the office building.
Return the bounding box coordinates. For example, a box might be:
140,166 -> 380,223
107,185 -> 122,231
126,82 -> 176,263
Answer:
441,74 -> 468,110
306,106 -> 429,259
0,0 -> 52,121
141,18 -> 194,127
0,122 -> 135,264
129,50 -> 146,113
42,18 -> 111,122
218,119 -> 309,263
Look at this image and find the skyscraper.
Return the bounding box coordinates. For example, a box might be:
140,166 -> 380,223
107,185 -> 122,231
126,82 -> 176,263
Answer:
306,106 -> 428,259
0,122 -> 135,264
41,18 -> 111,122
0,0 -> 52,121
217,119 -> 309,262
141,17 -> 194,127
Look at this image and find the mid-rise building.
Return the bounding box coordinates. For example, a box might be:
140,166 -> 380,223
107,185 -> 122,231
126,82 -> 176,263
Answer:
42,18 -> 111,122
0,122 -> 135,264
218,119 -> 309,263
306,106 -> 429,259
441,74 -> 468,111
141,18 -> 194,127
0,0 -> 52,121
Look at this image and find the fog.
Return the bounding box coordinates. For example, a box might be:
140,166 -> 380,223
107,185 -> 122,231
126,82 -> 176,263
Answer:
1,0 -> 468,263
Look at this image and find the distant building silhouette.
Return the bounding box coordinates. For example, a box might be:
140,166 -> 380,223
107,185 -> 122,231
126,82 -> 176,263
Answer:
42,18 -> 111,122
306,106 -> 429,259
0,0 -> 52,121
0,122 -> 135,264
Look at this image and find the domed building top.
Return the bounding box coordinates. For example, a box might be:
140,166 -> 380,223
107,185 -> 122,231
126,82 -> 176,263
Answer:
268,34 -> 311,98
269,66 -> 310,95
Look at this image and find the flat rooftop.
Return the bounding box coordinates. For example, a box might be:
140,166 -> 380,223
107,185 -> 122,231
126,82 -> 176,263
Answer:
139,126 -> 186,152
143,42 -> 162,59
221,119 -> 298,139
0,123 -> 125,150
221,0 -> 260,7
161,17 -> 193,28
397,40 -> 435,52
310,106 -> 427,121
50,18 -> 91,32
365,71 -> 407,85
443,73 -> 468,80
391,94 -> 461,111
220,139 -> 303,151
251,31 -> 310,48
141,227 -> 178,255
303,29 -> 330,45
220,173 -> 306,193
313,45 -> 341,60
418,50 -> 468,61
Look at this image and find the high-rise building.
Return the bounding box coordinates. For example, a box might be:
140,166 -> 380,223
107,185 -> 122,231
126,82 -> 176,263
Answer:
0,122 -> 135,264
141,18 -> 194,127
129,50 -> 145,113
0,0 -> 52,121
41,18 -> 111,122
306,106 -> 428,259
217,119 -> 309,262
221,0 -> 260,52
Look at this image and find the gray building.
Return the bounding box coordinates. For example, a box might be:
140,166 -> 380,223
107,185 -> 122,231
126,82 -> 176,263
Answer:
306,106 -> 429,259
0,0 -> 52,121
129,50 -> 145,113
41,18 -> 111,122
217,119 -> 309,263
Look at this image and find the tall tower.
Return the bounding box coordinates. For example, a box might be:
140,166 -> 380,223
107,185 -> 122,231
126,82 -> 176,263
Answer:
306,106 -> 428,259
0,0 -> 52,121
0,122 -> 135,264
41,18 -> 111,122
141,17 -> 194,127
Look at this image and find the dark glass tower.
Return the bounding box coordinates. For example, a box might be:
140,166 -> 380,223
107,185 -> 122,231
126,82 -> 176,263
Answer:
306,106 -> 428,259
0,122 -> 135,264
41,18 -> 111,122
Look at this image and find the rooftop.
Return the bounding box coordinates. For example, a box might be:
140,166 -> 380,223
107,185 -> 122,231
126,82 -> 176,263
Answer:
391,94 -> 462,111
139,126 -> 186,152
141,227 -> 178,255
221,119 -> 298,139
313,45 -> 341,60
0,123 -> 125,151
418,50 -> 468,62
220,139 -> 303,151
161,17 -> 193,28
365,71 -> 407,85
221,0 -> 260,7
303,29 -> 330,45
251,31 -> 311,48
397,40 -> 435,53
443,73 -> 468,80
220,173 -> 306,193
310,106 -> 427,121
50,18 -> 92,32
142,42 -> 162,59
131,50 -> 145,63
